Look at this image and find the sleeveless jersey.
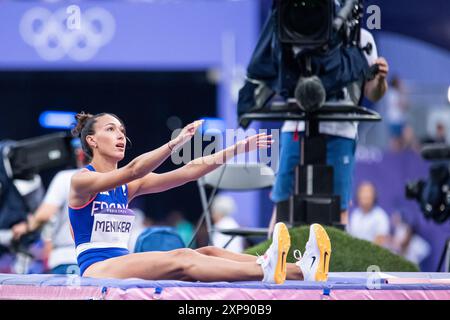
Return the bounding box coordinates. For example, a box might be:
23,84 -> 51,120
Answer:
68,165 -> 135,275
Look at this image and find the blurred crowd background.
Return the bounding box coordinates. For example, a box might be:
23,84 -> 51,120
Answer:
0,0 -> 449,274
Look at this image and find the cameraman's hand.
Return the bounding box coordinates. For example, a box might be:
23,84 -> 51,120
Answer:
12,221 -> 29,241
374,57 -> 389,81
365,57 -> 389,102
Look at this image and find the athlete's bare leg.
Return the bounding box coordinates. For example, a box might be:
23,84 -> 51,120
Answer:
83,248 -> 265,282
196,246 -> 303,280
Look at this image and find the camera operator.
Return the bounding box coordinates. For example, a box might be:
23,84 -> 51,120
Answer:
268,28 -> 389,231
12,139 -> 88,274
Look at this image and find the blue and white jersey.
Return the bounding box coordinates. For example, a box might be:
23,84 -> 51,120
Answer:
69,165 -> 135,275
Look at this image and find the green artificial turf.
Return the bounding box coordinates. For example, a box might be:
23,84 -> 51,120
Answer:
245,226 -> 419,272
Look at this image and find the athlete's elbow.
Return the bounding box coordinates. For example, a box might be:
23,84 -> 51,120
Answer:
183,162 -> 203,182
127,161 -> 146,180
181,162 -> 196,182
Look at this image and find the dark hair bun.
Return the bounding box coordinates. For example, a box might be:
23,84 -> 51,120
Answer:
72,111 -> 93,137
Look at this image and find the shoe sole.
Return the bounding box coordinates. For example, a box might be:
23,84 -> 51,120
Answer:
312,224 -> 331,282
274,223 -> 291,284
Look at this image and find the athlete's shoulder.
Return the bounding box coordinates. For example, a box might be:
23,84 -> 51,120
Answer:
73,167 -> 93,176
70,167 -> 97,191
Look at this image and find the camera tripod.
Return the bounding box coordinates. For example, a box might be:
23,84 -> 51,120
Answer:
240,99 -> 381,228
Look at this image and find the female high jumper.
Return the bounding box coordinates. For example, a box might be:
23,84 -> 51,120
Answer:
69,112 -> 331,284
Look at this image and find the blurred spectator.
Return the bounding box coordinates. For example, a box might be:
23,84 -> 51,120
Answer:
422,122 -> 448,144
165,210 -> 194,247
211,194 -> 244,253
347,182 -> 390,247
386,75 -> 409,151
11,138 -> 87,275
401,125 -> 422,153
388,212 -> 431,265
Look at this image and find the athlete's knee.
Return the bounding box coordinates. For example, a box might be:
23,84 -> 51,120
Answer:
169,248 -> 198,276
172,248 -> 196,258
195,246 -> 218,256
171,248 -> 197,270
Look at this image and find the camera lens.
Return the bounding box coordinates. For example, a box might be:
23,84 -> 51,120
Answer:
284,0 -> 328,38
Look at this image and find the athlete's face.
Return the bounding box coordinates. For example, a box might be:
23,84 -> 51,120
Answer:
88,114 -> 126,162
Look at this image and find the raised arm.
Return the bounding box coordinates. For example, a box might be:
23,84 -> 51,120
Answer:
365,57 -> 389,102
71,120 -> 203,199
128,133 -> 272,200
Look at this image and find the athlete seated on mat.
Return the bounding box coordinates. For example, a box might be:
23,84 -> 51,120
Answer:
69,112 -> 331,284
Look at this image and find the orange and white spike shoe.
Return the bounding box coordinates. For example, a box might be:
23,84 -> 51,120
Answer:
296,224 -> 331,282
257,222 -> 291,284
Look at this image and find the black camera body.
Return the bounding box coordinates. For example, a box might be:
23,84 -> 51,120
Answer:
278,0 -> 335,47
237,0 -> 369,121
406,144 -> 450,224
0,132 -> 77,254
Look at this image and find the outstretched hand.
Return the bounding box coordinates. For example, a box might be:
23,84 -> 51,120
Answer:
170,120 -> 204,151
235,133 -> 273,154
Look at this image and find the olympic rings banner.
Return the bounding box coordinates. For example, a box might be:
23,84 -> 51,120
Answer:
18,6 -> 116,63
0,0 -> 259,70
